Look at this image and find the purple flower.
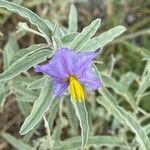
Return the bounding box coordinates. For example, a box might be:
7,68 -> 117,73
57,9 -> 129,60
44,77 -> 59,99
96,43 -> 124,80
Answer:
35,47 -> 102,101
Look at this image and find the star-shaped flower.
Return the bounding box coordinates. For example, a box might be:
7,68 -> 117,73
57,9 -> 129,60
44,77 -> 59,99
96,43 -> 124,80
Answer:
35,47 -> 102,101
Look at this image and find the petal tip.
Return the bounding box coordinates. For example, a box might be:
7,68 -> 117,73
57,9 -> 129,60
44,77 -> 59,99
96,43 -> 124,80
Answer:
34,65 -> 41,72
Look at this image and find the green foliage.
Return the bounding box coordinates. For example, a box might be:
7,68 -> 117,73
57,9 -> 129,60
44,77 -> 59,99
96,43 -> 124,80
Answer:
118,107 -> 150,150
1,133 -> 32,150
3,33 -> 19,69
136,62 -> 150,96
0,0 -> 52,37
0,49 -> 52,81
27,76 -> 46,90
20,78 -> 55,135
68,4 -> 78,32
71,99 -> 89,149
101,73 -> 137,110
69,18 -> 101,50
0,0 -> 149,150
10,44 -> 48,64
0,85 -> 7,107
97,88 -> 150,150
53,136 -> 129,150
82,26 -> 126,51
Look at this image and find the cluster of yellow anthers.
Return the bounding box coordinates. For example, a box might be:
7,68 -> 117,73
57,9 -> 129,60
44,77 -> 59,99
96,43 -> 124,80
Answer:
69,76 -> 84,102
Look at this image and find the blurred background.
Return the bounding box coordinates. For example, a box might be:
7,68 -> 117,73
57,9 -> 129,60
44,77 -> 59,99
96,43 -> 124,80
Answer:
0,0 -> 150,149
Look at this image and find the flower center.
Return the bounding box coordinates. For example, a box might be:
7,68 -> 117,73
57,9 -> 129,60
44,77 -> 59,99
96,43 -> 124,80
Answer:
69,76 -> 84,102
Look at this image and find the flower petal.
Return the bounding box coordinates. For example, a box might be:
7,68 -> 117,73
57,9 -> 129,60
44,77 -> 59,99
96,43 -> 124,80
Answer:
57,47 -> 78,75
79,67 -> 102,90
35,48 -> 74,80
34,64 -> 64,82
52,80 -> 68,97
35,48 -> 79,80
76,51 -> 98,76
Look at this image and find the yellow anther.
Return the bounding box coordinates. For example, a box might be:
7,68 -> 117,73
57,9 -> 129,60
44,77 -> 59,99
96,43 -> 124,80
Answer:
69,76 -> 84,102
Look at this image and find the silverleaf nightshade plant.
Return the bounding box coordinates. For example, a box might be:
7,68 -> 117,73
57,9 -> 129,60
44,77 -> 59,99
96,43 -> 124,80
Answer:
2,1 -> 150,150
35,47 -> 102,101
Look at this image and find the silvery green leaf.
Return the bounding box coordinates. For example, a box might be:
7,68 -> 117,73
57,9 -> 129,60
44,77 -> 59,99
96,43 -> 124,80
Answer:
102,74 -> 136,109
97,89 -> 124,122
66,99 -> 78,134
0,0 -> 52,37
143,56 -> 150,60
144,124 -> 150,134
13,84 -> 38,102
27,76 -> 46,90
0,49 -> 52,81
10,44 -> 48,65
17,100 -> 30,117
68,4 -> 78,32
136,73 -> 150,96
0,88 -> 7,107
69,18 -> 101,50
3,33 -> 19,70
14,75 -> 41,83
19,78 -> 55,135
96,69 -> 137,109
23,100 -> 59,142
17,96 -> 37,103
13,82 -> 38,95
132,124 -> 150,148
61,33 -> 78,46
44,19 -> 55,31
82,26 -> 126,51
47,100 -> 60,129
117,107 -> 150,150
97,88 -> 150,150
53,136 -> 129,150
2,132 -> 32,150
52,37 -> 63,50
119,72 -> 138,90
55,27 -> 68,39
23,121 -> 41,142
71,99 -> 89,149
